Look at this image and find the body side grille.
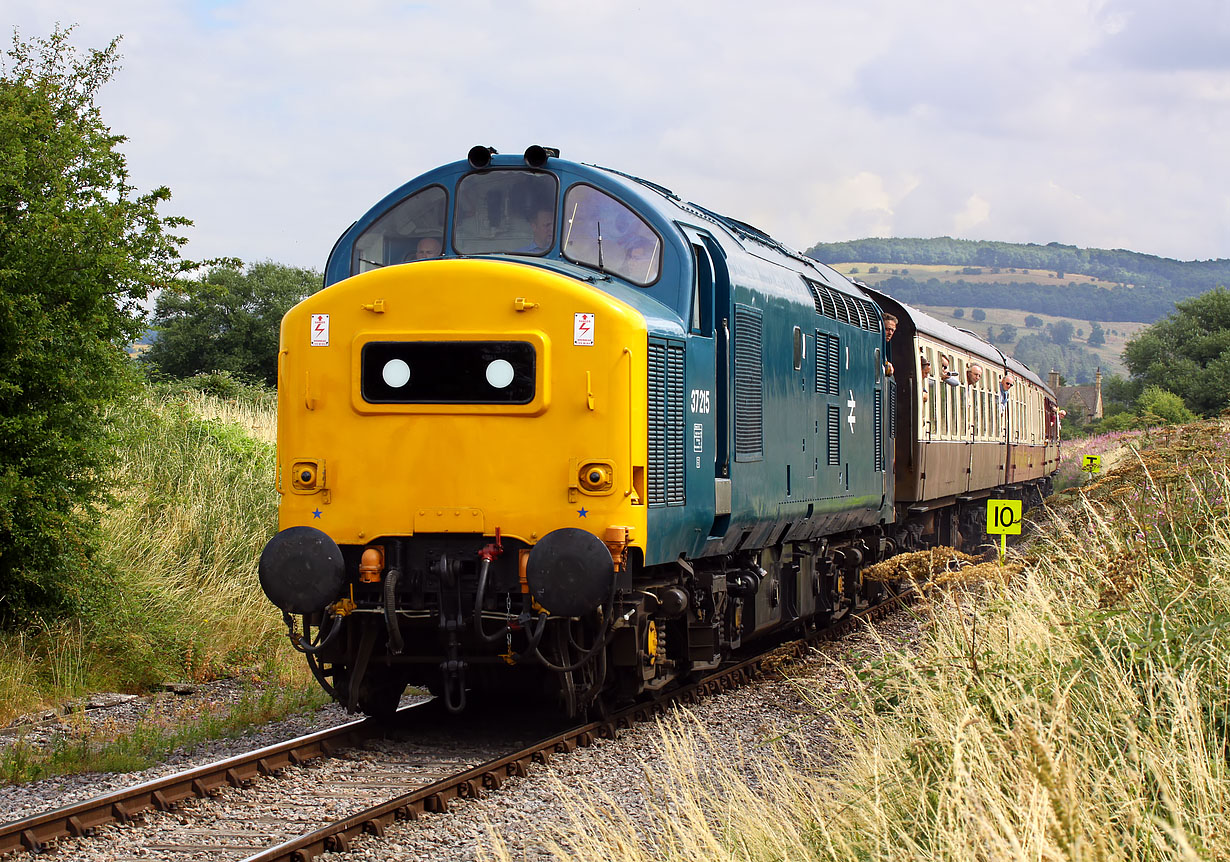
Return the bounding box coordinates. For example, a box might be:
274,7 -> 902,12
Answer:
733,304 -> 763,459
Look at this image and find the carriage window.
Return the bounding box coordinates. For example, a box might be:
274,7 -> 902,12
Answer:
924,348 -> 937,434
352,185 -> 447,274
453,171 -> 558,256
938,356 -> 950,437
956,358 -> 966,436
562,185 -> 662,286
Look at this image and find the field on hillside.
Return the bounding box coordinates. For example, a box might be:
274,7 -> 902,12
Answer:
820,262 -> 1146,377
911,305 -> 1142,378
830,262 -> 1115,287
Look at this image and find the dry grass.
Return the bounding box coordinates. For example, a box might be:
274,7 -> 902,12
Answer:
483,420 -> 1230,861
0,386 -> 306,727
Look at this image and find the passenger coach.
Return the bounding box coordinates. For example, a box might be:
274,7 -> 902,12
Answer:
868,289 -> 1059,549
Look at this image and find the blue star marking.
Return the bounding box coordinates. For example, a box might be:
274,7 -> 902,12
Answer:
312,508 -> 323,519
577,507 -> 588,518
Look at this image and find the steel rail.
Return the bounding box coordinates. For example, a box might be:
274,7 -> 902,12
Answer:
0,715 -> 372,856
240,589 -> 914,862
0,588 -> 912,859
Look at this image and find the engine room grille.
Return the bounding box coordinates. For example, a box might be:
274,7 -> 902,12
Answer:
648,339 -> 686,507
827,404 -> 841,466
815,331 -> 840,397
733,304 -> 764,460
802,277 -> 880,332
874,388 -> 884,472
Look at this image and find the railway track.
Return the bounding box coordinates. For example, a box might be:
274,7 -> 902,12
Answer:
0,588 -> 912,861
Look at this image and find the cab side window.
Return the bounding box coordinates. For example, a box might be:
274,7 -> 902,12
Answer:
562,184 -> 662,286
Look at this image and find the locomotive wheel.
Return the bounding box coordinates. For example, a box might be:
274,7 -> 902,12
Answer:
358,672 -> 406,719
330,666 -> 406,719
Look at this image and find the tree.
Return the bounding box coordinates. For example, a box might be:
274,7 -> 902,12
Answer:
1124,287 -> 1230,416
1025,315 -> 1044,328
997,323 -> 1018,343
1050,320 -> 1075,346
144,262 -> 319,386
952,307 -> 965,318
972,308 -> 987,321
0,29 -> 195,621
1013,335 -> 1099,384
1087,321 -> 1106,347
1136,386 -> 1197,426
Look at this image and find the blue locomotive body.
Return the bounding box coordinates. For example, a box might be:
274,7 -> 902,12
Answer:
260,147 -> 1050,716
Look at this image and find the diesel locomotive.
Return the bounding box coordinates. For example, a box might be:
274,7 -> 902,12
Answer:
258,145 -> 1059,717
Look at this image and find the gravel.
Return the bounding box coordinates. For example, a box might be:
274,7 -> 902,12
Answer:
1,607 -> 923,861
315,609 -> 924,862
0,679 -> 358,824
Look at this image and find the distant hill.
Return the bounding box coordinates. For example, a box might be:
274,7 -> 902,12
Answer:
805,237 -> 1230,323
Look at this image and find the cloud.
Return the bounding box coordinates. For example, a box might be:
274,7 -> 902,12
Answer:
7,0 -> 1230,266
1094,0 -> 1230,71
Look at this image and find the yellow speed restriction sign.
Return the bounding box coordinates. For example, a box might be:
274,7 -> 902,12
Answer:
1082,454 -> 1101,473
987,499 -> 1023,535
987,498 -> 1022,561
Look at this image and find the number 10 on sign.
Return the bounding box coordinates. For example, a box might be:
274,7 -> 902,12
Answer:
986,499 -> 1022,561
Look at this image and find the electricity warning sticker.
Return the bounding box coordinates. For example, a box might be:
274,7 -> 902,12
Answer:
310,314 -> 329,346
574,313 -> 594,346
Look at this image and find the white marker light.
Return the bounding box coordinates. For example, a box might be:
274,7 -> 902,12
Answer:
486,359 -> 514,389
382,358 -> 411,388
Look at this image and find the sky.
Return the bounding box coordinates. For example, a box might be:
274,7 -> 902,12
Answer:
8,0 -> 1230,271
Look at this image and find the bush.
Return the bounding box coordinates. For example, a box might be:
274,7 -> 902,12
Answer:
0,29 -> 196,623
1136,385 -> 1197,426
0,385 -> 285,721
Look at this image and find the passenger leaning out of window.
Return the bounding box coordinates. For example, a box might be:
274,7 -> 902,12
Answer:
882,313 -> 897,376
999,372 -> 1015,410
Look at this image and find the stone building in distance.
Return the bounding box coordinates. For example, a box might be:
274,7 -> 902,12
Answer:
1049,367 -> 1103,422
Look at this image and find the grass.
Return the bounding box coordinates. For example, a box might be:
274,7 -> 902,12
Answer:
0,382 -> 324,782
1,683 -> 329,784
484,418 -> 1230,861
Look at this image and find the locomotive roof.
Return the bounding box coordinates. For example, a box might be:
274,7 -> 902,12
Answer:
330,148 -> 865,301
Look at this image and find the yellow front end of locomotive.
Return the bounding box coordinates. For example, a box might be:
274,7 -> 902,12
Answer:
275,259 -> 648,556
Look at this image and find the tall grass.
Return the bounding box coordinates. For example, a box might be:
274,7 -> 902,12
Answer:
491,419 -> 1230,861
0,384 -> 305,725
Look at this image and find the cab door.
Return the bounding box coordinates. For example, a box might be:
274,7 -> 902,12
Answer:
682,226 -> 731,537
